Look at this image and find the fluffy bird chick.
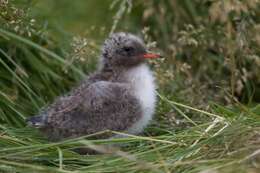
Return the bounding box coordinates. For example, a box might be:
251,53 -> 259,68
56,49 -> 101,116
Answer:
27,32 -> 161,141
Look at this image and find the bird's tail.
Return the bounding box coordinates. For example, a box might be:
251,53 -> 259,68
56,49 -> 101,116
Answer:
26,115 -> 46,128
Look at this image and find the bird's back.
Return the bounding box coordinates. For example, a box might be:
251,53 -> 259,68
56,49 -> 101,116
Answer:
28,73 -> 143,141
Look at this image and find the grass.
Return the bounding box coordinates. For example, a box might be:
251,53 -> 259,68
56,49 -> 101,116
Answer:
1,0 -> 260,173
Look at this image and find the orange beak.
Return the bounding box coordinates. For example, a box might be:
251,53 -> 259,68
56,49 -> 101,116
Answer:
142,53 -> 161,59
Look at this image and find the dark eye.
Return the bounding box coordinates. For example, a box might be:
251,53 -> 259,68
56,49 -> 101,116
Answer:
123,47 -> 134,52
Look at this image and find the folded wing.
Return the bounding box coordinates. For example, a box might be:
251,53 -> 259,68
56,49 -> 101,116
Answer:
39,81 -> 142,141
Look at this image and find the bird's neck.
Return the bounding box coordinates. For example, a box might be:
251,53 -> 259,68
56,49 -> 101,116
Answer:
122,63 -> 154,85
99,63 -> 151,84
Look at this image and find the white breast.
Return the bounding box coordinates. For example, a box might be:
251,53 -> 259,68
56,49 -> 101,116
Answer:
125,64 -> 157,134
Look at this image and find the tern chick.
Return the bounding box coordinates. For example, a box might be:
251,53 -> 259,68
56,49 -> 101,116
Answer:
27,32 -> 160,141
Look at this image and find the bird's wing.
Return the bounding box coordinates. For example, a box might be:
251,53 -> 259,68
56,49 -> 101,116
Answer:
42,81 -> 142,141
27,95 -> 80,128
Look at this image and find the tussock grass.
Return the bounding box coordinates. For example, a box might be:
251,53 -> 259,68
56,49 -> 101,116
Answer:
0,1 -> 260,173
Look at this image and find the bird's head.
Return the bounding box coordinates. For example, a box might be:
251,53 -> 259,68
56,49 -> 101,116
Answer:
100,32 -> 161,69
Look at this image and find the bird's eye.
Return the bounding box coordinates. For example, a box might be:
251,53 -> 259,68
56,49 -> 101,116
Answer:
123,47 -> 134,52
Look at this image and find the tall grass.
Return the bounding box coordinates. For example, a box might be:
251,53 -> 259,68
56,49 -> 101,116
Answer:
0,0 -> 260,173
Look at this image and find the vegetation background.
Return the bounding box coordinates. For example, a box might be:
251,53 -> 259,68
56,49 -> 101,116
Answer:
0,0 -> 260,172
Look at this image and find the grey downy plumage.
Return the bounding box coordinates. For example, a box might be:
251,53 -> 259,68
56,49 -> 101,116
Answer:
27,32 -> 160,142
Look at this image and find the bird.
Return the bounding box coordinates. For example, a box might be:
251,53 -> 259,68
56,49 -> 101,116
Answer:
27,32 -> 161,142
